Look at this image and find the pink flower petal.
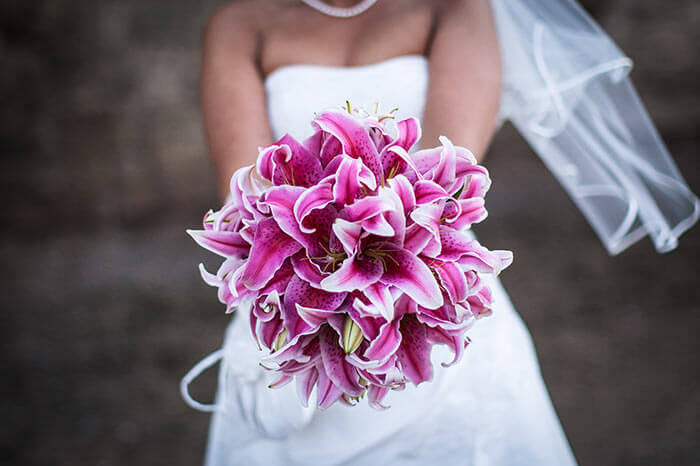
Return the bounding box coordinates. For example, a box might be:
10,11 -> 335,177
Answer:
380,145 -> 421,181
403,223 -> 434,255
431,136 -> 457,189
380,248 -> 444,310
377,186 -> 406,244
395,117 -> 421,151
409,204 -> 443,256
258,260 -> 295,296
186,230 -> 249,259
256,143 -> 285,181
439,232 -> 514,274
387,175 -> 416,215
396,315 -> 433,385
352,282 -> 395,320
253,290 -> 282,323
259,134 -> 323,187
320,254 -> 384,293
313,110 -> 383,180
343,196 -> 394,222
364,319 -> 402,364
320,327 -> 364,396
263,185 -> 307,239
414,180 -> 449,205
433,260 -> 469,304
295,304 -> 341,329
303,130 -> 322,157
333,155 -> 377,205
345,303 -> 383,341
332,218 -> 363,256
283,276 -> 347,337
240,218 -> 301,290
459,169 -> 491,199
320,133 -> 343,167
360,213 -> 395,237
294,177 -> 335,234
290,252 -> 326,288
296,368 -> 319,407
410,146 -> 442,177
425,326 -> 468,367
316,363 -> 344,409
446,198 -> 488,229
257,313 -> 285,349
467,285 -> 495,318
367,384 -> 390,410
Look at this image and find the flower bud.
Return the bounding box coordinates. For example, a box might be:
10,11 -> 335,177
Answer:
273,329 -> 288,351
342,316 -> 364,354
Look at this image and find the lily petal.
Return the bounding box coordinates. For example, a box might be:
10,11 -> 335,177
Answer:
414,180 -> 449,205
446,198 -> 488,229
284,275 -> 347,336
425,325 -> 468,367
333,155 -> 377,205
332,218 -> 363,256
290,252 -> 326,288
313,110 -> 383,180
396,314 -> 433,385
439,232 -> 514,274
394,117 -> 421,151
258,134 -> 323,187
367,384 -> 390,410
380,248 -> 444,310
431,136 -> 457,189
187,229 -> 249,259
294,177 -> 335,234
387,175 -> 416,215
316,363 -> 344,409
364,319 -> 402,364
320,326 -> 364,396
240,218 -> 301,290
409,204 -> 443,256
320,254 -> 384,293
296,368 -> 319,407
434,260 -> 469,304
263,185 -> 307,241
352,282 -> 395,320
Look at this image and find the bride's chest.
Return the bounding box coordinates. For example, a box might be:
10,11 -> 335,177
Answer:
258,2 -> 434,80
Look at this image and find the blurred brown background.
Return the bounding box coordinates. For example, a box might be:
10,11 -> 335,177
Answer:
1,1 -> 698,465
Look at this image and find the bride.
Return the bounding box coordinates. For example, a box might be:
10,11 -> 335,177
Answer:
184,0 -> 699,465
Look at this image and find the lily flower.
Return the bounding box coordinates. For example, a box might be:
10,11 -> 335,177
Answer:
188,104 -> 513,410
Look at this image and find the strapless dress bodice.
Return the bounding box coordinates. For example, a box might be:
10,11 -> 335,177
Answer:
264,55 -> 429,141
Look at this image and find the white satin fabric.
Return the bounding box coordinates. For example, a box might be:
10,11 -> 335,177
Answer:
201,55 -> 577,465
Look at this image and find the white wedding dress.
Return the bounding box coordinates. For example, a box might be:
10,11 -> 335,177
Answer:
200,55 -> 577,465
188,1 -> 699,464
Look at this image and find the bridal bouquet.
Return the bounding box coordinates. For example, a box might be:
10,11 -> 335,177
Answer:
188,104 -> 512,409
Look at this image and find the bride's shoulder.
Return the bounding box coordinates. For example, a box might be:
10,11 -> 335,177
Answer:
205,1 -> 258,33
202,1 -> 291,57
430,0 -> 495,19
204,0 -> 302,34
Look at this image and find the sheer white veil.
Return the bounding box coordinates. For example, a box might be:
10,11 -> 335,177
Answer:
492,0 -> 699,254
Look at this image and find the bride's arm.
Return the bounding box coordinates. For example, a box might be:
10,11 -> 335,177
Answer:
422,0 -> 501,161
201,4 -> 273,200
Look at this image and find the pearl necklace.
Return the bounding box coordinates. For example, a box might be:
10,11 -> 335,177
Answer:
299,0 -> 379,18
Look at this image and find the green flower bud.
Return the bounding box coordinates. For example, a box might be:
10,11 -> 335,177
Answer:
342,315 -> 364,354
273,329 -> 288,351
